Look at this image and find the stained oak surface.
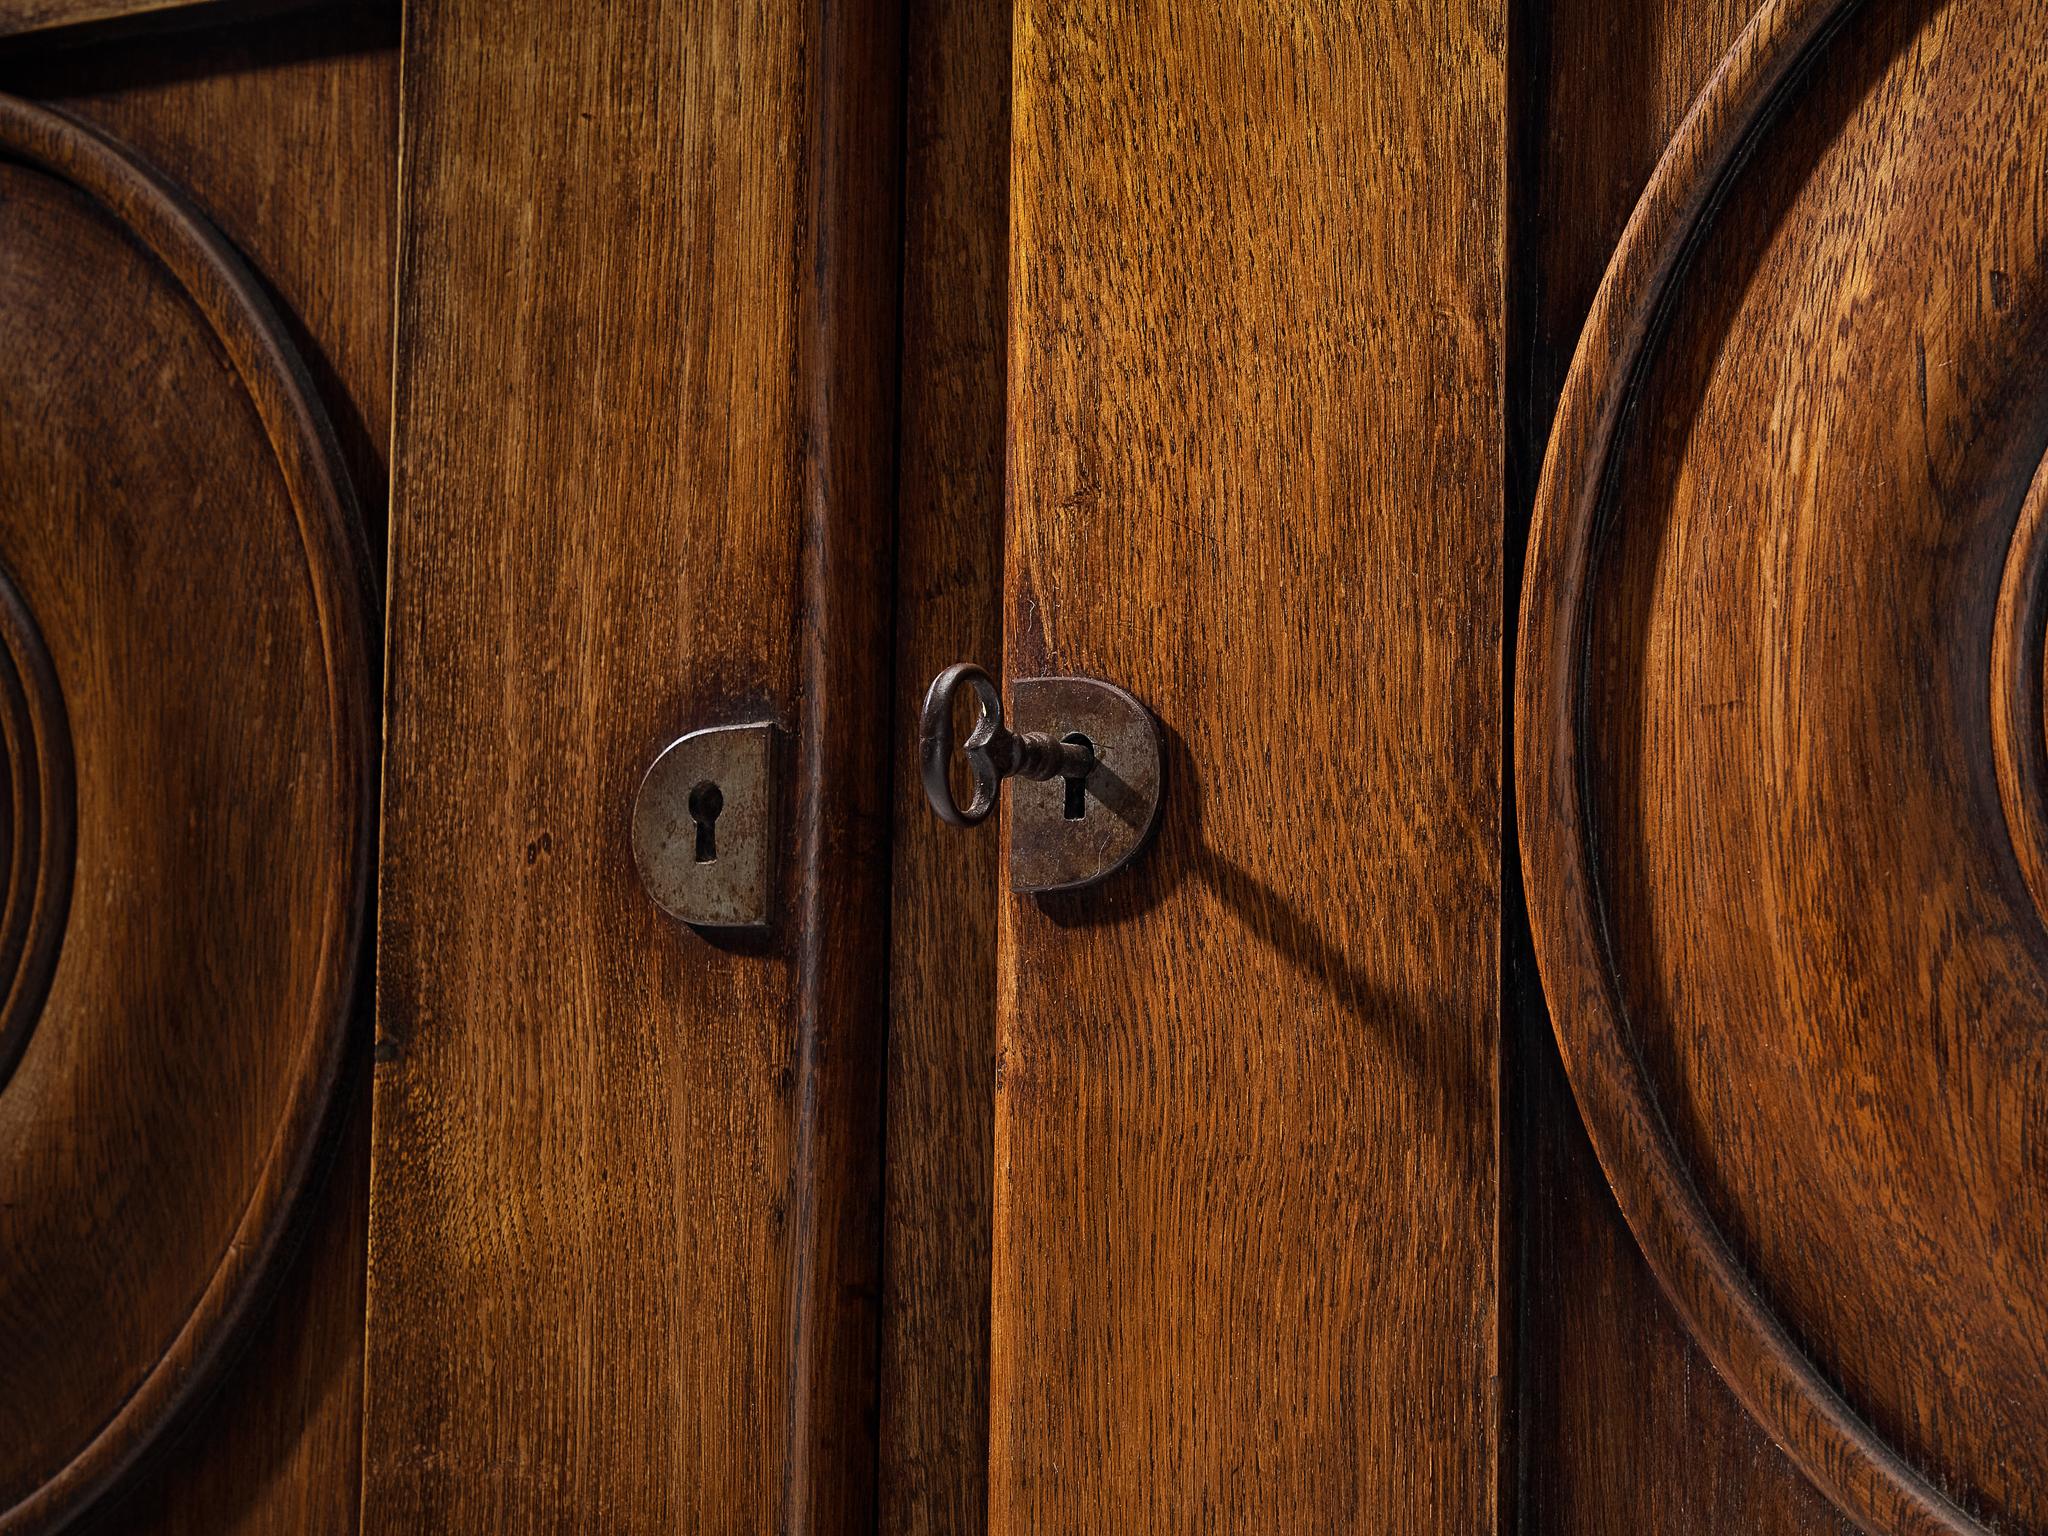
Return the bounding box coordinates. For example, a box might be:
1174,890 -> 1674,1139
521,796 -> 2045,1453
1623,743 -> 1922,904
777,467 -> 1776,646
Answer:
361,0 -> 902,1531
876,0 -> 1010,1532
993,3 -> 1503,1529
1519,0 -> 2048,1529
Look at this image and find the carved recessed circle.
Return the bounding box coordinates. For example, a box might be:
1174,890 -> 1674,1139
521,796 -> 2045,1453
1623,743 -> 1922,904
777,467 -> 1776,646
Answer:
1517,0 -> 2047,1532
0,562 -> 72,1093
1991,450 -> 2048,930
0,98 -> 377,1532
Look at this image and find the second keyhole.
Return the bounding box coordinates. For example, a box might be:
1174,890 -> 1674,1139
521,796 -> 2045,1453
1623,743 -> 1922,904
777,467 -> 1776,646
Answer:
689,780 -> 724,862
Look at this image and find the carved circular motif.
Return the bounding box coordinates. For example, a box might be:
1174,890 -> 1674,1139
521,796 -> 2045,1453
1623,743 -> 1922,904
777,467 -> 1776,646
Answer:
0,98 -> 376,1531
1517,0 -> 2048,1532
0,561 -> 72,1094
1991,451 -> 2048,929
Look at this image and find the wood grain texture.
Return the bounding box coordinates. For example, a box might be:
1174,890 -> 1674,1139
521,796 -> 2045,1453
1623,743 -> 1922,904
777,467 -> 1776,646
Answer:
360,0 -> 903,1530
1518,0 -> 2048,1529
0,81 -> 379,1535
876,0 -> 1009,1532
1506,1 -> 1859,1531
993,4 -> 1502,1529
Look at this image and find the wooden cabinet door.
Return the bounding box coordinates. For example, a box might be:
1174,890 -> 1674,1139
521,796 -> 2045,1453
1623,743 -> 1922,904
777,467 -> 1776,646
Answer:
0,1 -> 2039,1534
358,0 -> 902,1532
976,3 -> 1505,1530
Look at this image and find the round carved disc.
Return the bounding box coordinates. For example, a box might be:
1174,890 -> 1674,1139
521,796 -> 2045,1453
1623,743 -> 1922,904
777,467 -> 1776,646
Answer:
1518,0 -> 2048,1532
0,100 -> 376,1529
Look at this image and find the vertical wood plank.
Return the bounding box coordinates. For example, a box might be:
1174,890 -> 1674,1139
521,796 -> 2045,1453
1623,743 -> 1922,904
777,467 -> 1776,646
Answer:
361,2 -> 902,1529
877,0 -> 1011,1532
993,4 -> 1504,1528
1505,1 -> 1855,1529
0,12 -> 399,1532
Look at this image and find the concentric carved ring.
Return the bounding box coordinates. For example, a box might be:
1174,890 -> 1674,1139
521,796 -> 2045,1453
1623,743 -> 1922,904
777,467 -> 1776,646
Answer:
1518,0 -> 2048,1531
0,561 -> 72,1093
1991,449 -> 2048,930
0,97 -> 377,1532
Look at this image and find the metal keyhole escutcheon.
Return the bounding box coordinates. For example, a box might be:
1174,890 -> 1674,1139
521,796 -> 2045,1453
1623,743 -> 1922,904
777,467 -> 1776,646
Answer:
633,720 -> 777,930
919,661 -> 1166,893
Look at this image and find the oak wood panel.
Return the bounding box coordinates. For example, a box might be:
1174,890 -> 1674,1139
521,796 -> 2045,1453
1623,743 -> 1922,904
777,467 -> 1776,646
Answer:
1506,1 -> 1857,1531
876,0 -> 1010,1532
0,86 -> 378,1534
3,20 -> 398,1533
1519,0 -> 2048,1529
993,4 -> 1502,1529
360,0 -> 903,1530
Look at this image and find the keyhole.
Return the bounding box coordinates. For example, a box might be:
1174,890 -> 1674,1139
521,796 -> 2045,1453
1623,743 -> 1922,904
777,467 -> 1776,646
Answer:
689,780 -> 724,862
1062,734 -> 1093,821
